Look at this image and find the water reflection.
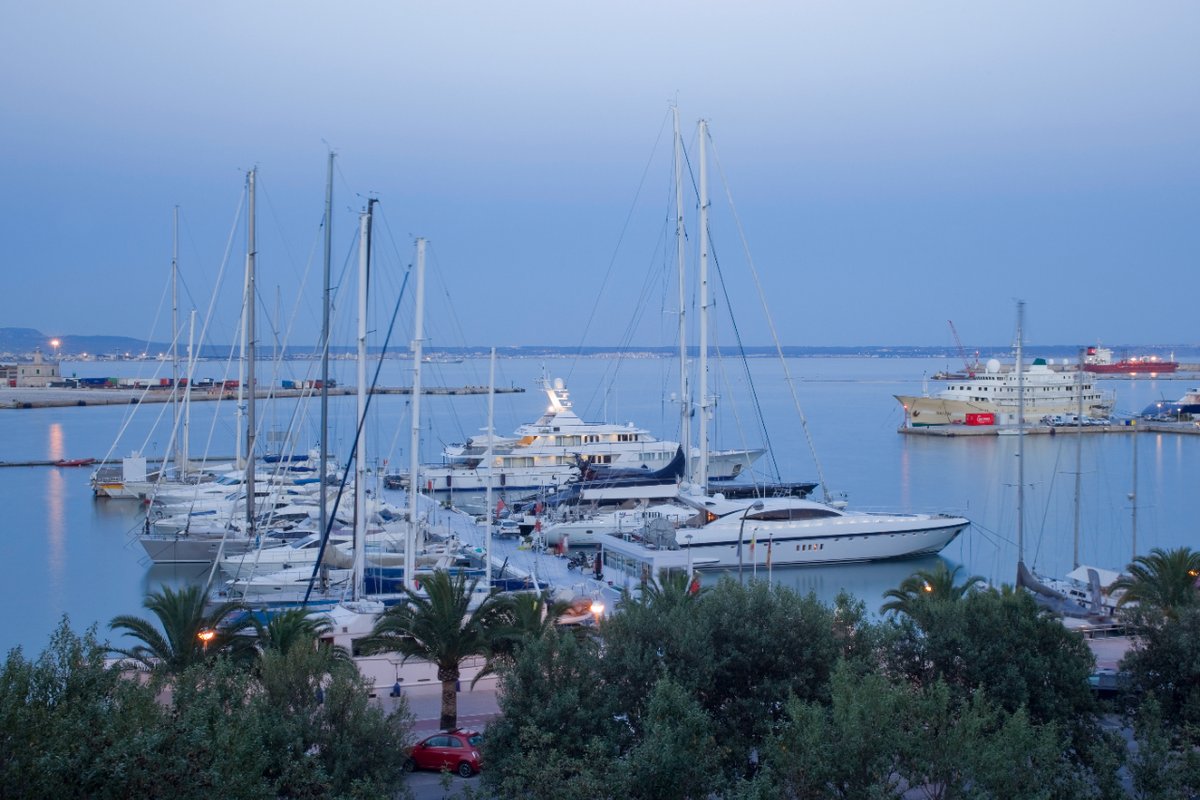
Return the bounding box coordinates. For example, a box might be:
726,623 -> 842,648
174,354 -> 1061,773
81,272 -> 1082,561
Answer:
48,422 -> 64,461
45,469 -> 65,602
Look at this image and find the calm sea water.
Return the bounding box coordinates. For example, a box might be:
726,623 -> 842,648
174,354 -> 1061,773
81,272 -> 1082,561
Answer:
3,355 -> 1196,655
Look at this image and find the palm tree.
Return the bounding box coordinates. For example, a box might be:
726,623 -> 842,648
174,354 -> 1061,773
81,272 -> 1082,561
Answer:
1110,546 -> 1200,617
881,561 -> 984,618
490,591 -> 571,660
620,568 -> 701,612
108,585 -> 250,674
357,570 -> 512,731
251,608 -> 352,668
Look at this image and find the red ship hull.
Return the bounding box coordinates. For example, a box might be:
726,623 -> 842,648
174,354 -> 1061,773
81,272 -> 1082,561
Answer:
1084,361 -> 1178,374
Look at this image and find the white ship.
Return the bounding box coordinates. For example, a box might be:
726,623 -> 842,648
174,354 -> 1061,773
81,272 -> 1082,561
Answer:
896,358 -> 1114,427
408,378 -> 764,511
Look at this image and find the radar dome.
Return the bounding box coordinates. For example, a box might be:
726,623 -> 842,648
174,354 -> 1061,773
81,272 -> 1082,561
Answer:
986,358 -> 1001,374
553,377 -> 565,390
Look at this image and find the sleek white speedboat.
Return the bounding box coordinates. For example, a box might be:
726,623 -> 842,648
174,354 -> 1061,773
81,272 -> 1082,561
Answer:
669,493 -> 969,569
407,377 -> 764,511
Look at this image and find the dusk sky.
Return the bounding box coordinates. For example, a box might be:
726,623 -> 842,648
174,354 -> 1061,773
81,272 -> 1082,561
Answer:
3,2 -> 1198,351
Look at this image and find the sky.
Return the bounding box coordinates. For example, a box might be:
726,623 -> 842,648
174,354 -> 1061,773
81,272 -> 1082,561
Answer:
3,1 -> 1198,351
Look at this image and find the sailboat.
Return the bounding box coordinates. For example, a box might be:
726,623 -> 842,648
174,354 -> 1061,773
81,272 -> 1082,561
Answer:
603,113 -> 970,576
1008,302 -> 1118,619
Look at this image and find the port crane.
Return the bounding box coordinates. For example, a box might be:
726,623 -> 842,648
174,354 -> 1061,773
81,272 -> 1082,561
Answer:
947,320 -> 980,377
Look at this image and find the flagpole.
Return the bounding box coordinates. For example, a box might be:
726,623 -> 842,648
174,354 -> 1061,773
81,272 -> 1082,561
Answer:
767,534 -> 773,586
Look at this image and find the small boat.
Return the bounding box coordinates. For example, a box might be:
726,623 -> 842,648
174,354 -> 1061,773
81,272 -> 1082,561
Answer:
1083,345 -> 1178,375
55,458 -> 96,467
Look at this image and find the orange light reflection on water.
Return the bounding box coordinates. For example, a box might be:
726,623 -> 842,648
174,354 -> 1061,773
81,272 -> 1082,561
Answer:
48,422 -> 64,462
46,468 -> 66,599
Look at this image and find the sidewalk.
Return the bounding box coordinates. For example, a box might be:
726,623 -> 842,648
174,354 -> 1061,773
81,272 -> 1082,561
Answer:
374,674 -> 502,734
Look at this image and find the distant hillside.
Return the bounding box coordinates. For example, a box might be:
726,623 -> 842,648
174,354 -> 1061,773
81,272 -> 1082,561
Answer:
1,328 -> 1194,361
0,328 -> 167,358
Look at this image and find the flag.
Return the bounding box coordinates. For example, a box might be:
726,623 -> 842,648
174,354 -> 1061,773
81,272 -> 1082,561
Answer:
749,533 -> 756,555
495,498 -> 505,514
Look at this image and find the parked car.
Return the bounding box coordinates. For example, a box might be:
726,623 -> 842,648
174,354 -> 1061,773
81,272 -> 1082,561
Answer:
403,729 -> 483,777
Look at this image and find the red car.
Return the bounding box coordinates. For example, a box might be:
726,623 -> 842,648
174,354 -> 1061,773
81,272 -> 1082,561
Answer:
403,729 -> 484,777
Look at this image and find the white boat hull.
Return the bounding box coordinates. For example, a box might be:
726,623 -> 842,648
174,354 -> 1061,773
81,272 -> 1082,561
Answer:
682,515 -> 968,568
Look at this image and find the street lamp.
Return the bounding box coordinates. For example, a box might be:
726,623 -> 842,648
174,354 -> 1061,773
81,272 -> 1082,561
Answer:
197,628 -> 215,653
589,599 -> 605,626
685,533 -> 694,579
50,339 -> 60,360
738,500 -> 765,584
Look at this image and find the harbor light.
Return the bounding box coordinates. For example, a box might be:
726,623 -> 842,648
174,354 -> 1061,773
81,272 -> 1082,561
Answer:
50,339 -> 60,358
589,599 -> 605,624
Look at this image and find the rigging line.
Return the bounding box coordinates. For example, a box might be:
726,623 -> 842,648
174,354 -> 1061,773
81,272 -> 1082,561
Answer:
304,260 -> 413,606
1031,442 -> 1065,569
707,242 -> 781,486
565,107 -> 673,388
709,134 -> 833,504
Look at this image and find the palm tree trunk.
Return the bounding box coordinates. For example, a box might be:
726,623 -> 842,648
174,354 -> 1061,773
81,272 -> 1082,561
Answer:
438,666 -> 459,731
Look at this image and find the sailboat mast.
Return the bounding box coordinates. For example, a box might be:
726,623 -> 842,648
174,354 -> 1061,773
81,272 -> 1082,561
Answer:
673,106 -> 690,485
405,238 -> 427,593
1073,347 -> 1083,569
319,151 -> 334,551
245,168 -> 258,538
1015,299 -> 1025,566
485,347 -> 496,587
183,310 -> 194,475
353,202 -> 374,601
1131,426 -> 1138,560
697,119 -> 710,491
171,205 -> 181,475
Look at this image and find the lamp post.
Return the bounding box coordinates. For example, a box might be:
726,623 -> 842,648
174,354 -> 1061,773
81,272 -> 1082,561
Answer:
197,628 -> 215,654
50,339 -> 60,361
738,500 -> 764,584
589,598 -> 605,626
685,533 -> 694,579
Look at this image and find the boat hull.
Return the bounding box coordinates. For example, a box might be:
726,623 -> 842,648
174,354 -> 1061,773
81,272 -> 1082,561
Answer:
683,516 -> 968,569
896,394 -> 1111,427
139,533 -> 258,564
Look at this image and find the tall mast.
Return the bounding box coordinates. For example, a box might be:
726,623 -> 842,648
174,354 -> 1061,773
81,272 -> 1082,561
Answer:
673,106 -> 690,484
183,310 -> 194,475
405,238 -> 427,592
244,168 -> 257,538
352,201 -> 374,601
484,347 -> 496,587
1131,425 -> 1138,560
697,119 -> 710,491
1015,299 -> 1025,570
1073,347 -> 1083,569
319,151 -> 334,549
171,205 -> 181,475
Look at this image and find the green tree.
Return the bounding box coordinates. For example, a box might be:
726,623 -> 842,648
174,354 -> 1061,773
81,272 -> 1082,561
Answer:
357,569 -> 511,730
108,585 -> 251,675
1121,605 -> 1200,732
756,661 -> 907,799
880,560 -> 983,619
483,629 -> 624,800
490,590 -> 571,662
622,677 -> 722,800
1111,546 -> 1200,617
601,578 -> 841,777
0,619 -> 165,800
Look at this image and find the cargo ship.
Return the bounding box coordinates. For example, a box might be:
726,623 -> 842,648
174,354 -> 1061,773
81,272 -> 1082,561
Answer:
1082,346 -> 1177,375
